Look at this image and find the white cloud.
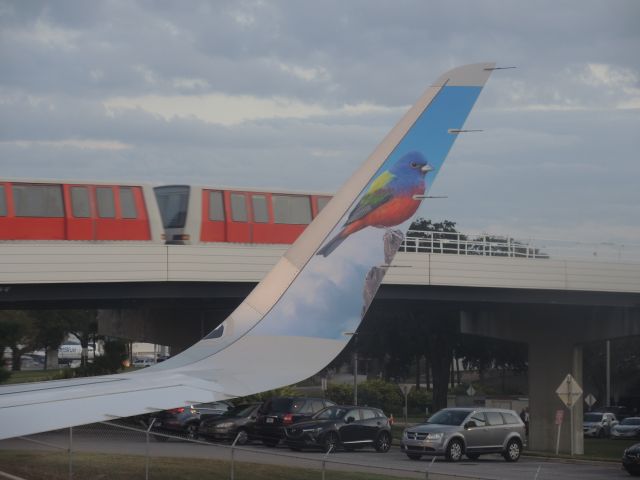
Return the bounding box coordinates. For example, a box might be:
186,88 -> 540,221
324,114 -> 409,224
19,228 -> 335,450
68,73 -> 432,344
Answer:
276,61 -> 330,82
103,93 -> 400,125
579,63 -> 637,88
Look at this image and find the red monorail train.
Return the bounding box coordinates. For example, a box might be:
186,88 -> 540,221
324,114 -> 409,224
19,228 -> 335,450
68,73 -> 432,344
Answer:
0,179 -> 332,245
154,185 -> 332,244
0,179 -> 163,242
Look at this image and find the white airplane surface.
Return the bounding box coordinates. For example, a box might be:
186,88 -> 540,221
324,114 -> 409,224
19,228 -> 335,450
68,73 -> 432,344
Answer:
0,63 -> 495,440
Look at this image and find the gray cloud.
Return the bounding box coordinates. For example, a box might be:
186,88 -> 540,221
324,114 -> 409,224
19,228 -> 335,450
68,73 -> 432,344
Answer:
1,0 -> 639,244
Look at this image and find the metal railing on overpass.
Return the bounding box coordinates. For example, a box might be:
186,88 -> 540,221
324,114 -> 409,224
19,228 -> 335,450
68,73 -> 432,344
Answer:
400,230 -> 640,263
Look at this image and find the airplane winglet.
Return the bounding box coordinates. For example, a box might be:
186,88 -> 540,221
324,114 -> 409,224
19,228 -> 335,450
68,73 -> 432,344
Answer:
0,63 -> 496,440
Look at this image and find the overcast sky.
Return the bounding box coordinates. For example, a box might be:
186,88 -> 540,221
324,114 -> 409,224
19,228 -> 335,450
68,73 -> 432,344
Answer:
1,0 -> 639,245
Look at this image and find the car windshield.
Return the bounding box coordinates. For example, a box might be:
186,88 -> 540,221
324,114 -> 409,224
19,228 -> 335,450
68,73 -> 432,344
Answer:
427,409 -> 472,426
314,407 -> 350,420
621,418 -> 640,425
584,413 -> 603,422
225,404 -> 257,417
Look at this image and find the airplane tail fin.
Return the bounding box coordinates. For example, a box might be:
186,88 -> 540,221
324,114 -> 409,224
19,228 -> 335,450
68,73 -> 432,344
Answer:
0,64 -> 495,440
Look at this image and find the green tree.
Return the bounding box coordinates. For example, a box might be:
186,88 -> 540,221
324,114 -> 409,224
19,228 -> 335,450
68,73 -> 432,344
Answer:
31,311 -> 69,370
0,311 -> 36,371
65,310 -> 98,367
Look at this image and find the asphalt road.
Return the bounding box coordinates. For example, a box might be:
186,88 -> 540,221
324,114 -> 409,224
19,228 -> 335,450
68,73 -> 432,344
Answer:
0,426 -> 629,480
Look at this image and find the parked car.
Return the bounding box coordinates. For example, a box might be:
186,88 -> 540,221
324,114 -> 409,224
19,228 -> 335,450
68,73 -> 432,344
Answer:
400,407 -> 526,462
583,412 -> 618,438
254,397 -> 336,447
284,405 -> 392,453
612,417 -> 640,440
602,405 -> 632,421
132,357 -> 155,368
150,400 -> 234,440
198,403 -> 261,445
622,443 -> 640,476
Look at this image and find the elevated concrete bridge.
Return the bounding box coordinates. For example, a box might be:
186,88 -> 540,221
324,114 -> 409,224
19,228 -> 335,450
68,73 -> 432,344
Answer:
1,232 -> 639,455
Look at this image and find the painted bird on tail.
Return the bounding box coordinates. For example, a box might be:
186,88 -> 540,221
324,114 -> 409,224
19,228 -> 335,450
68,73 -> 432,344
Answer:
317,151 -> 433,257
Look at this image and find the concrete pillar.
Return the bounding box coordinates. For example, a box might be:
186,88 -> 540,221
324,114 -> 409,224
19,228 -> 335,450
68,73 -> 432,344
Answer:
529,339 -> 583,454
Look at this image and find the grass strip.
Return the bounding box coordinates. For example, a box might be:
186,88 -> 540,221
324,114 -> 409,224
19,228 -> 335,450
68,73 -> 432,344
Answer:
0,450 -> 414,480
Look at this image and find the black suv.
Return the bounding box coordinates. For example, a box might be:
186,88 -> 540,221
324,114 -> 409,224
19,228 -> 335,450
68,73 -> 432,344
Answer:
284,405 -> 392,452
254,397 -> 335,447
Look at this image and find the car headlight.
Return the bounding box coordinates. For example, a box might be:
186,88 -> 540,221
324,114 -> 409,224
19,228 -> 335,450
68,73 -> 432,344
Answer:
426,432 -> 444,441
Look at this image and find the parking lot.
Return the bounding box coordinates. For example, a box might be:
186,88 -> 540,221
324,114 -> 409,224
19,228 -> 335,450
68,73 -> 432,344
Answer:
0,424 -> 630,479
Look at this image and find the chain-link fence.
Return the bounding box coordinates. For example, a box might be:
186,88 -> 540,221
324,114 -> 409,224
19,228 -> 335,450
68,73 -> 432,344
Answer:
0,421 -> 468,480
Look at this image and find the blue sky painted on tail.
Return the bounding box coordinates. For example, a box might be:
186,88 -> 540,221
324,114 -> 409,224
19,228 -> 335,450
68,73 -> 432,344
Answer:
250,85 -> 483,340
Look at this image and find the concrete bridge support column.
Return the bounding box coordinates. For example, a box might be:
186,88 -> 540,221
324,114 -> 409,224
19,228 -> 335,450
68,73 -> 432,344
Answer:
528,338 -> 583,454
460,305 -> 605,455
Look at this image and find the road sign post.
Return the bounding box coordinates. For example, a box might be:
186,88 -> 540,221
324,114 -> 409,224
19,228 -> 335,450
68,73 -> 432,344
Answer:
399,384 -> 412,425
555,374 -> 583,456
554,409 -> 564,455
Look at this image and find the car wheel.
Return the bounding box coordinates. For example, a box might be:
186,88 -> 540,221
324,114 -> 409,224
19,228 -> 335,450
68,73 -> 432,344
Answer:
598,428 -> 605,438
466,453 -> 480,460
375,431 -> 391,453
234,429 -> 249,446
324,432 -> 339,453
186,423 -> 199,440
503,438 -> 522,462
445,439 -> 464,462
406,453 -> 422,460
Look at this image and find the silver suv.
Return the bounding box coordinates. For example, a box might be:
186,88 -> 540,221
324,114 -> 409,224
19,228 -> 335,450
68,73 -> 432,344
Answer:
400,407 -> 526,462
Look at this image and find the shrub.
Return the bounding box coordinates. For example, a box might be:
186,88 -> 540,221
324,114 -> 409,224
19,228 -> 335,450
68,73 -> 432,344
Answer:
0,368 -> 11,384
328,379 -> 404,416
326,383 -> 352,405
407,388 -> 432,416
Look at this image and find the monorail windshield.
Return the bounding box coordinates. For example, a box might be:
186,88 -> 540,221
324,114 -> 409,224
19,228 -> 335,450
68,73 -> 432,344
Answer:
155,185 -> 189,228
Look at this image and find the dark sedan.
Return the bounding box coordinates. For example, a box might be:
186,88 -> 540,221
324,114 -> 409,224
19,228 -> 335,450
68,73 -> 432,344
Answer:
623,443 -> 640,476
198,403 -> 261,445
150,401 -> 233,440
284,405 -> 392,453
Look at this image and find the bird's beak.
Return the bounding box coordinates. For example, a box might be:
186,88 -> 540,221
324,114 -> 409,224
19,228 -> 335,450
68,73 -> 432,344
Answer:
421,164 -> 433,174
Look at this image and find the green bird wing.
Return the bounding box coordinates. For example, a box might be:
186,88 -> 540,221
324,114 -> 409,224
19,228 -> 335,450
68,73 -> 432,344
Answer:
344,170 -> 395,225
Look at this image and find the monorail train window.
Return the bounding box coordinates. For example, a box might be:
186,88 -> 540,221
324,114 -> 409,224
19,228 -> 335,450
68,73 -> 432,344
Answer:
208,191 -> 224,221
317,196 -> 331,214
273,194 -> 312,224
0,185 -> 6,216
13,184 -> 64,217
155,185 -> 189,228
70,186 -> 90,218
230,193 -> 247,222
251,194 -> 268,223
120,187 -> 138,219
96,187 -> 115,218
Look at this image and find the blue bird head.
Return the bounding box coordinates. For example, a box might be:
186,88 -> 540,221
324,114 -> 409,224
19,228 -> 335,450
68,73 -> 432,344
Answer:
391,151 -> 433,177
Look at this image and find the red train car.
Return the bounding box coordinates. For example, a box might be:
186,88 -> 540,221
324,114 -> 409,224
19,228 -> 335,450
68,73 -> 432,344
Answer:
0,179 -> 163,242
154,185 -> 332,245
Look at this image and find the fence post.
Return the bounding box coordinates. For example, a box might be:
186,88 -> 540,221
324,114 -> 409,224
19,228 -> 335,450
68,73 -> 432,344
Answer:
425,455 -> 436,479
145,418 -> 156,480
321,445 -> 333,480
68,426 -> 73,480
230,431 -> 243,480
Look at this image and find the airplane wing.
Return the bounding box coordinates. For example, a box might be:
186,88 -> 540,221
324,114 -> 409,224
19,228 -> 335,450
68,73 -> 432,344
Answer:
0,63 -> 495,440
